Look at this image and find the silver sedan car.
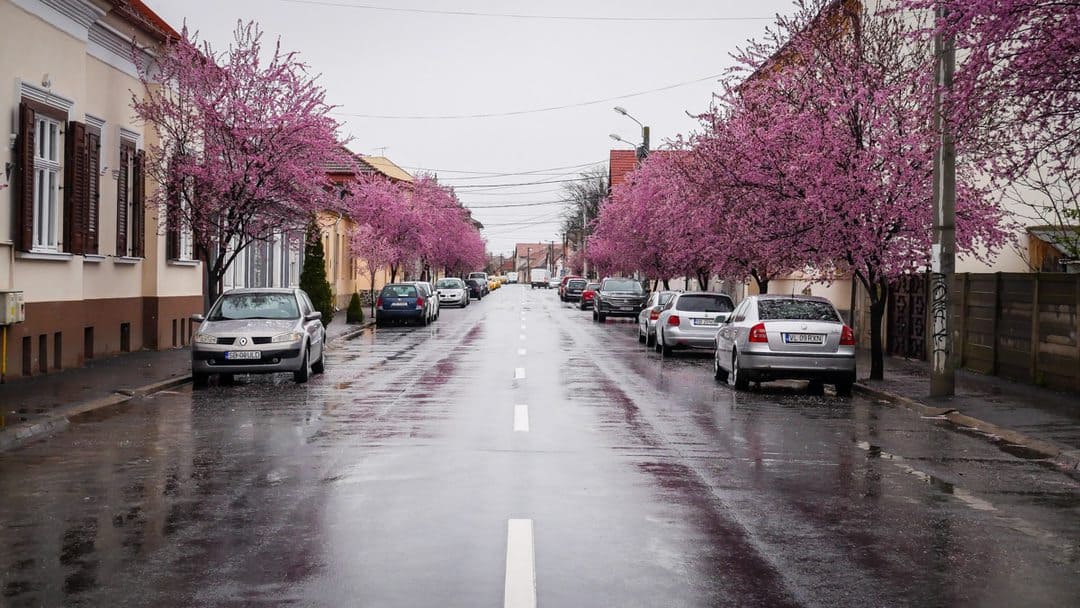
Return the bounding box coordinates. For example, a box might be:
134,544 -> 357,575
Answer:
654,292 -> 734,355
191,288 -> 326,388
435,277 -> 470,308
713,295 -> 856,396
636,291 -> 677,347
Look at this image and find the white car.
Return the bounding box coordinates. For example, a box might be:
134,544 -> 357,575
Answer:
435,277 -> 470,308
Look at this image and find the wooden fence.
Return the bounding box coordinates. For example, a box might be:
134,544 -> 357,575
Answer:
954,273 -> 1080,392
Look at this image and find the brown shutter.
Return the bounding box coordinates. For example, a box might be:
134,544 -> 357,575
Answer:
64,121 -> 88,254
116,144 -> 130,256
15,103 -> 35,251
86,129 -> 101,254
132,149 -> 145,258
165,160 -> 180,260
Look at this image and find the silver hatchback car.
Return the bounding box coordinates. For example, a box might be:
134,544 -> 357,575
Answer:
191,288 -> 326,388
654,292 -> 734,355
636,291 -> 677,347
713,295 -> 856,396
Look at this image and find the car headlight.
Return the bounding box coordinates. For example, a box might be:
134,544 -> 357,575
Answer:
272,331 -> 304,343
192,332 -> 218,344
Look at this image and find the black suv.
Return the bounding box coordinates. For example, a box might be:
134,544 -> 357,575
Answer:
592,277 -> 647,322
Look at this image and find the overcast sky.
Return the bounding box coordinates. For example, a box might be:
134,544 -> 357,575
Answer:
148,0 -> 797,255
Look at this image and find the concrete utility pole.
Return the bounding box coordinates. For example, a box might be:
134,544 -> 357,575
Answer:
930,1 -> 956,397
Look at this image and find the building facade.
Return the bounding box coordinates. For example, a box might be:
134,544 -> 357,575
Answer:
0,0 -> 202,380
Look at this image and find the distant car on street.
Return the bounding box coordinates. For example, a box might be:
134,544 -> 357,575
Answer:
190,288 -> 326,388
562,278 -> 588,302
558,275 -> 583,300
506,271 -> 519,284
578,282 -> 601,310
435,277 -> 470,308
530,268 -> 550,289
592,277 -> 648,322
464,278 -> 485,300
637,290 -> 678,346
376,283 -> 430,327
654,292 -> 734,356
468,272 -> 490,295
713,294 -> 856,396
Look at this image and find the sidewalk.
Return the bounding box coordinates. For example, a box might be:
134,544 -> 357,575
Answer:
1,316 -> 372,450
856,351 -> 1080,470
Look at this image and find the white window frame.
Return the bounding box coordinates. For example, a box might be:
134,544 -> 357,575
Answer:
32,115 -> 63,252
120,138 -> 137,257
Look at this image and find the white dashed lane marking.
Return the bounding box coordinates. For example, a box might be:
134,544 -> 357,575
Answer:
514,405 -> 529,432
518,348 -> 526,356
514,367 -> 526,379
504,519 -> 537,608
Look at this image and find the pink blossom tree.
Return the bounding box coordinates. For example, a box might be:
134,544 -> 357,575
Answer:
899,0 -> 1080,262
133,22 -> 347,307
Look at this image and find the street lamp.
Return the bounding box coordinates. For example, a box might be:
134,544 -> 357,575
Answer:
613,106 -> 650,160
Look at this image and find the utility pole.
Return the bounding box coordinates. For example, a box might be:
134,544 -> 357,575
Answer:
930,1 -> 956,397
638,126 -> 650,161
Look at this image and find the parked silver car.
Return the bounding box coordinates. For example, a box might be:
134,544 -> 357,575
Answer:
713,295 -> 856,396
411,281 -> 440,322
191,288 -> 326,388
636,290 -> 677,347
435,277 -> 470,308
654,292 -> 734,355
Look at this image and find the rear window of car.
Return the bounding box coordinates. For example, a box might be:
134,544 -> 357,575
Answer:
381,284 -> 418,298
568,279 -> 587,289
676,295 -> 734,313
658,292 -> 675,305
436,279 -> 462,289
468,273 -> 486,279
602,279 -> 644,293
757,299 -> 840,322
210,293 -> 299,321
586,283 -> 600,290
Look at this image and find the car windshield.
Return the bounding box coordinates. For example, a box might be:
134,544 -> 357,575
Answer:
676,295 -> 734,313
209,293 -> 299,321
602,279 -> 644,293
436,279 -> 463,289
382,284 -> 418,298
757,299 -> 840,322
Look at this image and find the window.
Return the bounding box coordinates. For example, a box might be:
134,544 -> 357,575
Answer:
33,115 -> 62,251
757,298 -> 841,322
675,295 -> 734,313
209,293 -> 301,321
116,141 -> 144,258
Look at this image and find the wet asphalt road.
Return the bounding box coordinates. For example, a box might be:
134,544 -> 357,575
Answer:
2,285 -> 1079,607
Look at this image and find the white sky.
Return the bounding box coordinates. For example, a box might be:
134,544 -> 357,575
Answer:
148,0 -> 796,255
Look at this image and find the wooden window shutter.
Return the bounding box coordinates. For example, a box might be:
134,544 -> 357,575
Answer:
116,144 -> 130,256
15,102 -> 35,251
86,130 -> 101,254
165,161 -> 180,260
132,149 -> 146,258
64,121 -> 88,254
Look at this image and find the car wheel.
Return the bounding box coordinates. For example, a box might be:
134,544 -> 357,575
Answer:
420,314 -> 429,327
646,330 -> 656,348
311,345 -> 325,375
713,355 -> 728,383
731,349 -> 749,390
835,375 -> 854,398
219,373 -> 236,386
654,332 -> 663,353
597,312 -> 607,322
660,330 -> 673,356
192,372 -> 209,389
293,346 -> 310,384
807,380 -> 825,396
592,309 -> 598,322
638,326 -> 645,343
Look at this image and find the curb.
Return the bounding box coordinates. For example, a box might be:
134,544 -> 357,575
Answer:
0,373 -> 192,453
854,382 -> 1080,473
329,320 -> 376,345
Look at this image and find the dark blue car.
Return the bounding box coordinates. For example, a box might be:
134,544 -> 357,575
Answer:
376,283 -> 428,326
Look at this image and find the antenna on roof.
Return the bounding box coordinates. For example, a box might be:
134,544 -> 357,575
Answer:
373,146 -> 389,156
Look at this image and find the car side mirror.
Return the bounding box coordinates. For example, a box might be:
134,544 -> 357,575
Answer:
190,313 -> 205,323
305,312 -> 322,322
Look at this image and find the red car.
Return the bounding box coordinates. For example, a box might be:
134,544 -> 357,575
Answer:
578,282 -> 601,310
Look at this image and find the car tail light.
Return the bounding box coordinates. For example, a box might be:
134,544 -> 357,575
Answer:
840,325 -> 855,345
667,315 -> 680,326
376,297 -> 383,308
416,297 -> 425,309
749,322 -> 768,343
649,309 -> 661,321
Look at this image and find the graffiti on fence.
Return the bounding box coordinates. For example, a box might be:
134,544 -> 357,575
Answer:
930,273 -> 949,358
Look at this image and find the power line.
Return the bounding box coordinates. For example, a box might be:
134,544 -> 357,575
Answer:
403,160 -> 604,176
464,199 -> 570,210
452,176 -> 597,189
458,188 -> 567,197
279,0 -> 773,23
333,73 -> 724,120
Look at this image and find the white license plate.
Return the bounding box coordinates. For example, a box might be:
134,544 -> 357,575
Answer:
391,302 -> 408,307
784,333 -> 825,344
226,351 -> 261,360
693,319 -> 717,326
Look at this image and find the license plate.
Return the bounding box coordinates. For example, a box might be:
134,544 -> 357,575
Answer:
391,302 -> 408,307
784,333 -> 825,344
226,351 -> 261,360
693,319 -> 717,326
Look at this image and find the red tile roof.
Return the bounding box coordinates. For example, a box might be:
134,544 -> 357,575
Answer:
608,149 -> 637,189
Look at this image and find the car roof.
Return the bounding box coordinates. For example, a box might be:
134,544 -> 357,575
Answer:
223,288 -> 297,295
676,291 -> 733,298
754,294 -> 834,304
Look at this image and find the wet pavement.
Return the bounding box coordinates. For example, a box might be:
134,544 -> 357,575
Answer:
1,285 -> 1078,607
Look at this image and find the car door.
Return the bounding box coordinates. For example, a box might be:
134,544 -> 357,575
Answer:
297,291 -> 321,361
638,292 -> 657,332
718,299 -> 749,369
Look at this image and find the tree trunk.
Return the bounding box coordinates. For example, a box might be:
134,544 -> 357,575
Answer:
751,269 -> 769,294
390,264 -> 399,283
662,278 -> 670,290
696,270 -> 710,291
370,272 -> 377,318
860,274 -> 889,381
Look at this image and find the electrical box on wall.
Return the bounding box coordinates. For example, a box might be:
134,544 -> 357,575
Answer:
1,291 -> 25,325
